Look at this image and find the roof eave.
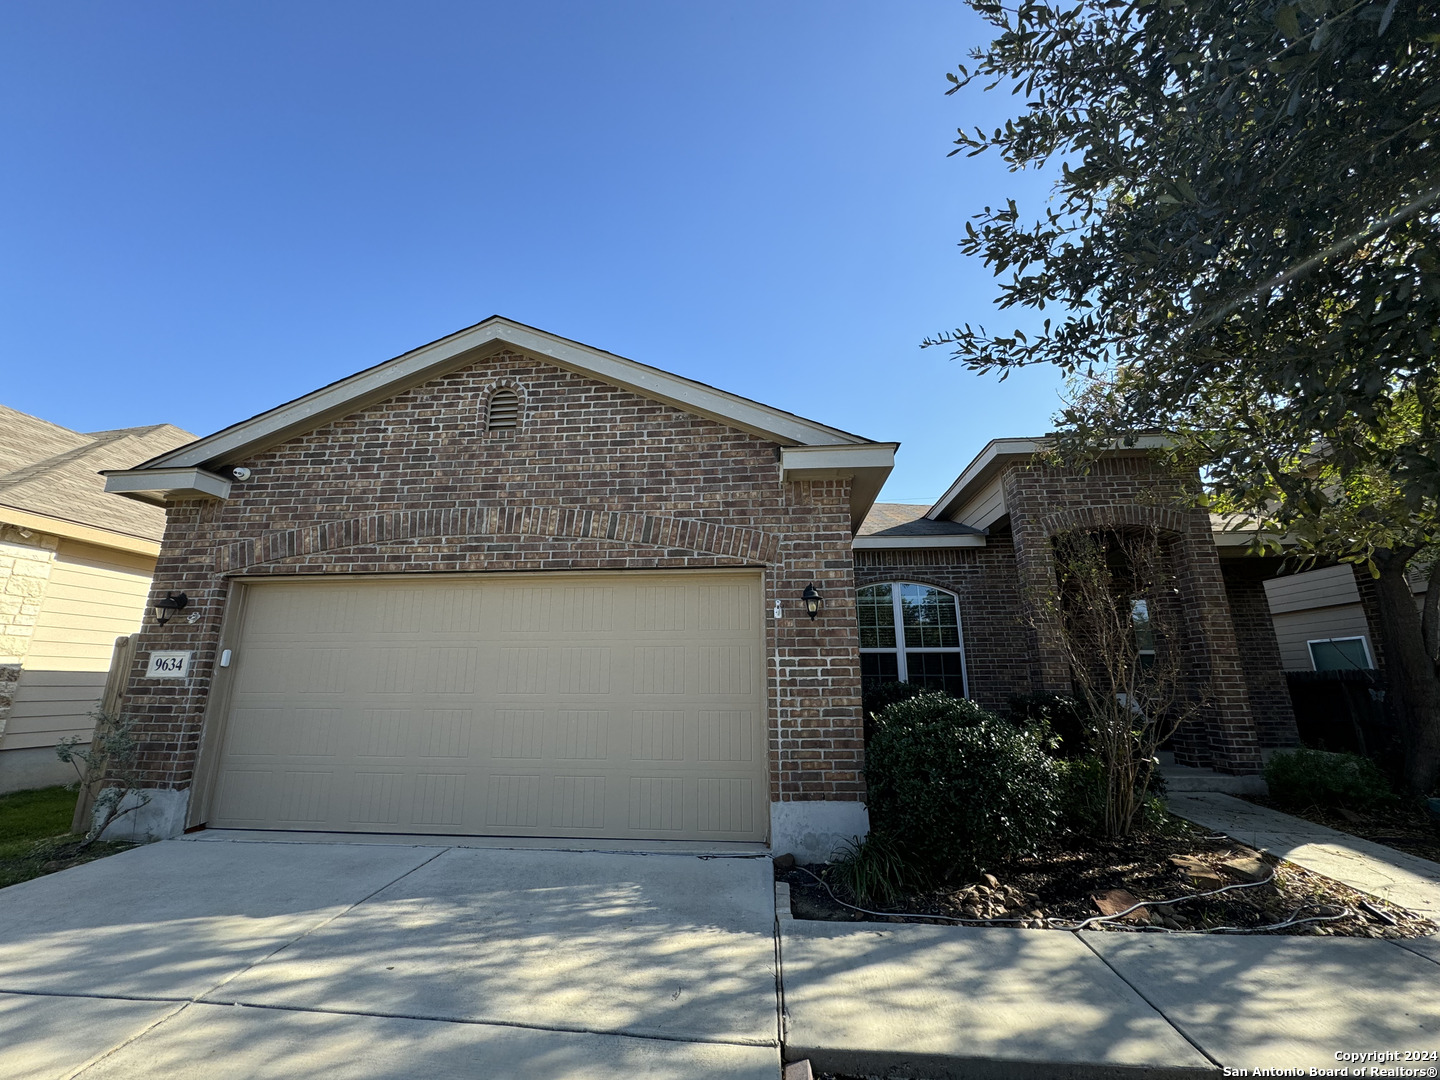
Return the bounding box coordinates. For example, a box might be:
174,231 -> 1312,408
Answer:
779,444 -> 898,534
131,317 -> 873,474
852,534 -> 987,550
102,467 -> 233,504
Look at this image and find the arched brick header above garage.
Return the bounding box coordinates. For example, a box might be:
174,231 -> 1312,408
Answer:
216,508 -> 781,574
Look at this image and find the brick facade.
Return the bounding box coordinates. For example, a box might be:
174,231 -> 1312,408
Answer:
121,350 -> 867,809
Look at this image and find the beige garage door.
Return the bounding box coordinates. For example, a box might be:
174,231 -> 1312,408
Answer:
205,572 -> 767,842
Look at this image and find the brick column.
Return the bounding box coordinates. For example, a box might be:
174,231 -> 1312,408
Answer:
1003,470 -> 1075,695
1222,566 -> 1300,748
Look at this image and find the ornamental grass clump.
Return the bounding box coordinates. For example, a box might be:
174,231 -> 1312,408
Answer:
865,693 -> 1063,878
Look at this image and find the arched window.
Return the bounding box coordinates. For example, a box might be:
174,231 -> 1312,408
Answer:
858,582 -> 968,696
487,387 -> 520,434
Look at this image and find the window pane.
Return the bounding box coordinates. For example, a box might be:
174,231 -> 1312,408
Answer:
1309,639 -> 1371,671
1130,598 -> 1155,654
857,584 -> 896,649
899,584 -> 960,649
861,651 -> 900,688
904,651 -> 965,696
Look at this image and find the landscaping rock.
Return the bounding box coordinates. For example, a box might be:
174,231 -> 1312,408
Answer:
981,873 -> 999,889
1093,888 -> 1149,924
1169,854 -> 1226,890
773,853 -> 797,872
1220,854 -> 1271,883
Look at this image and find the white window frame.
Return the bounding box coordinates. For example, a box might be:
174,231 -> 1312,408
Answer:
858,581 -> 969,697
1306,636 -> 1373,672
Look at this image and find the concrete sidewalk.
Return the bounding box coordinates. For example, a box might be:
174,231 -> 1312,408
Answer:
778,885 -> 1440,1079
1168,791 -> 1440,919
0,838 -> 781,1080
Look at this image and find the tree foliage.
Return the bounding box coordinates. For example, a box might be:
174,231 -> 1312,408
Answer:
931,0 -> 1440,790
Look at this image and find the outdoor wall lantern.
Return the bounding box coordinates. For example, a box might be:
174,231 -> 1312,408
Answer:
153,592 -> 189,626
801,583 -> 823,620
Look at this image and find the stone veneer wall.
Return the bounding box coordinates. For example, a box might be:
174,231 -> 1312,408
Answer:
119,350 -> 867,815
853,524 -> 1036,712
0,527 -> 58,738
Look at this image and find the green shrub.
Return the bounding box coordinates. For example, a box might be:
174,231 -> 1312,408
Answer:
827,832 -> 919,908
861,680 -> 933,742
1005,692 -> 1091,758
1265,748 -> 1396,811
1057,754 -> 1173,837
866,693 -> 1063,876
862,680 -> 929,717
1056,756 -> 1107,834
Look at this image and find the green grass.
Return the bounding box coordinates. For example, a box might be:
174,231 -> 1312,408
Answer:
0,785 -> 78,844
0,785 -> 133,890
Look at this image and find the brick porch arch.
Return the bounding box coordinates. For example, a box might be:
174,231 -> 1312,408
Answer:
1011,494 -> 1262,774
216,506 -> 781,574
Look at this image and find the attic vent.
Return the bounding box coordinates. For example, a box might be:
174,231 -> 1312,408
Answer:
487,388 -> 520,433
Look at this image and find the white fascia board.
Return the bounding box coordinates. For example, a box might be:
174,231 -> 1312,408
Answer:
926,438 -> 1040,521
498,324 -> 869,448
852,534 -> 987,550
103,467 -> 232,502
139,318 -> 868,472
926,434 -> 1177,521
779,444 -> 896,476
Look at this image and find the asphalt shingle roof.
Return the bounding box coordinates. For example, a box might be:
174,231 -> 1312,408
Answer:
857,503 -> 986,538
0,405 -> 194,542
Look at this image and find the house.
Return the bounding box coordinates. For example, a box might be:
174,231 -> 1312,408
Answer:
100,318 -> 1297,856
102,318 -> 894,860
0,406 -> 194,793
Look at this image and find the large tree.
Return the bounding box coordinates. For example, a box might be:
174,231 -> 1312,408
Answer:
928,0 -> 1440,791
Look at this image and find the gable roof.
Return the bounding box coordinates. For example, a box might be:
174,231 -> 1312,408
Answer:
853,502 -> 987,549
102,316 -> 896,531
0,405 -> 194,547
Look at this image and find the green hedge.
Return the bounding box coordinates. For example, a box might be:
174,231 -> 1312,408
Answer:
1264,748 -> 1395,811
866,693 -> 1063,876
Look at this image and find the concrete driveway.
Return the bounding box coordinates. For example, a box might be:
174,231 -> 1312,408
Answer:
0,835 -> 781,1079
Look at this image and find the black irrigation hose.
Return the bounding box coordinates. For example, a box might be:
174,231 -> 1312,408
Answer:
791,866 -> 1357,935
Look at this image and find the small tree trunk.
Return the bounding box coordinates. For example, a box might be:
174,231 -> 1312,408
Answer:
1373,553 -> 1440,794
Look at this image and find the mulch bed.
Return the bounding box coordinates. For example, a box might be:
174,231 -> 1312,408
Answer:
1239,795 -> 1440,865
778,817 -> 1437,938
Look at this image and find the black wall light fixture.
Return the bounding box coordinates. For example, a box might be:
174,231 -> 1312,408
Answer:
153,592 -> 189,626
801,583 -> 823,620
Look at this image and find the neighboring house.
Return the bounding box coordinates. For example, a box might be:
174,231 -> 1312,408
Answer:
97,318 -> 1312,853
0,406 -> 194,793
1265,564 -> 1379,673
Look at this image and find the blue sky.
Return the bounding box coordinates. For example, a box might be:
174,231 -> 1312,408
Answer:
1,1 -> 1065,504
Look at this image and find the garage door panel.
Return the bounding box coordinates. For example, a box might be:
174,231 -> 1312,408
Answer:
274,770 -> 334,825
413,773 -> 467,826
208,572 -> 767,841
417,710 -> 473,759
552,710 -> 608,759
634,647 -> 684,694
